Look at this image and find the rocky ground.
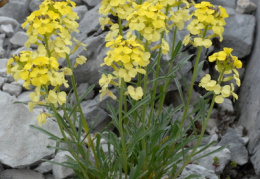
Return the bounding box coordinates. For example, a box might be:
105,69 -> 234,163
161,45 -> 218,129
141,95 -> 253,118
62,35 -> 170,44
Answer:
0,0 -> 259,179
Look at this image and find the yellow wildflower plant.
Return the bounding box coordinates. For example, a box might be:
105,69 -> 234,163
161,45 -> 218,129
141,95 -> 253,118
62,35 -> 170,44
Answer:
7,0 -> 87,125
199,48 -> 242,103
184,1 -> 229,48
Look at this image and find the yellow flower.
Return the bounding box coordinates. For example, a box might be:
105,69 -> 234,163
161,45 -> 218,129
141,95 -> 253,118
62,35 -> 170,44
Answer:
74,55 -> 87,68
37,113 -> 48,127
46,90 -> 67,105
126,85 -> 143,101
193,38 -> 212,48
162,38 -> 170,55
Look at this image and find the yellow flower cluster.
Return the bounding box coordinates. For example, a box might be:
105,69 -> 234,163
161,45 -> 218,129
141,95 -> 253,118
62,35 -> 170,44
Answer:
99,0 -> 134,19
99,36 -> 150,101
199,48 -> 242,103
22,0 -> 79,59
127,2 -> 167,42
7,0 -> 86,126
183,1 -> 229,48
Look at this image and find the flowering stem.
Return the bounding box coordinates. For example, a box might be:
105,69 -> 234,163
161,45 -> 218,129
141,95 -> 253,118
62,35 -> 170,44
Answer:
118,78 -> 128,178
172,68 -> 225,179
165,26 -> 209,162
118,17 -> 123,36
65,54 -> 100,169
172,93 -> 216,179
147,34 -> 164,127
158,26 -> 178,114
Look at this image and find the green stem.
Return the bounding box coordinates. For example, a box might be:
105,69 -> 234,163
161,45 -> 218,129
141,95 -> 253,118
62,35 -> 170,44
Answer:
147,5 -> 170,126
172,93 -> 217,179
172,67 -> 225,178
165,26 -> 209,159
118,18 -> 123,36
158,26 -> 178,114
118,78 -> 128,179
43,35 -> 91,178
65,54 -> 100,168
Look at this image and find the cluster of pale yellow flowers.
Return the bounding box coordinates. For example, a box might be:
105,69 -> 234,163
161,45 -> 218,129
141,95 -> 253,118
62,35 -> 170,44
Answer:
184,1 -> 229,48
99,35 -> 150,100
98,0 -> 193,101
7,0 -> 86,126
199,48 -> 242,103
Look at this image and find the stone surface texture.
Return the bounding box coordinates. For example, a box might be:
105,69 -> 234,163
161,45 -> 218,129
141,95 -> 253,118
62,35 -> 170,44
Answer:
0,91 -> 61,168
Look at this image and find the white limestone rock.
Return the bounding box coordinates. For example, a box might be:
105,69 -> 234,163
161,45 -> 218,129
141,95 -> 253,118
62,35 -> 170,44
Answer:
10,31 -> 28,47
218,128 -> 248,165
0,0 -> 31,23
0,91 -> 61,168
0,24 -> 14,37
222,8 -> 255,58
53,151 -> 75,179
178,164 -> 218,179
192,146 -> 231,174
236,0 -> 257,14
2,83 -> 22,97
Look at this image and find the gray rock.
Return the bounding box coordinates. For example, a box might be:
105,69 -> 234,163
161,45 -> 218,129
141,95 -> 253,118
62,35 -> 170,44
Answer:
73,5 -> 88,22
0,16 -> 20,30
81,100 -> 111,133
69,33 -> 110,86
0,34 -> 5,58
251,146 -> 260,175
10,31 -> 28,47
197,0 -> 236,8
2,83 -> 22,96
192,146 -> 231,174
70,83 -> 95,105
34,161 -> 53,174
0,24 -> 14,37
218,128 -> 248,165
44,174 -> 55,179
82,0 -> 102,7
238,2 -> 260,175
17,91 -> 32,102
218,98 -> 234,113
53,151 -> 75,179
29,0 -> 43,12
0,91 -> 62,168
0,58 -> 8,69
236,0 -> 257,14
222,8 -> 255,58
0,77 -> 6,89
74,4 -> 101,40
178,164 -> 218,179
0,169 -> 44,179
0,0 -> 31,23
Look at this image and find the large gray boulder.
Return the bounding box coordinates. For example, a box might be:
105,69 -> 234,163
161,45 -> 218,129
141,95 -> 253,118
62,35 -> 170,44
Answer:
0,0 -> 31,23
0,91 -> 61,168
238,1 -> 260,175
218,128 -> 248,165
222,8 -> 255,58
